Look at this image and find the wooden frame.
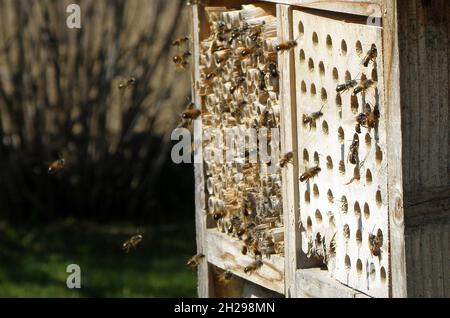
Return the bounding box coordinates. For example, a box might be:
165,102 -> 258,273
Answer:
189,0 -> 449,298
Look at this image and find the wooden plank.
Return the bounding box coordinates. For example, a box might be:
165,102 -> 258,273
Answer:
206,229 -> 285,295
295,269 -> 370,298
381,0 -> 407,298
190,4 -> 212,298
277,4 -> 300,298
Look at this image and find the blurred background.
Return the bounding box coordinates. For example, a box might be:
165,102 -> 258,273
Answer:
0,0 -> 197,297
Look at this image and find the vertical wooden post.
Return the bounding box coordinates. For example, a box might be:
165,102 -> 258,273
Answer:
190,4 -> 212,298
277,4 -> 300,298
381,0 -> 407,298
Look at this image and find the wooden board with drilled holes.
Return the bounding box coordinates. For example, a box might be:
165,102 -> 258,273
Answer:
292,9 -> 389,298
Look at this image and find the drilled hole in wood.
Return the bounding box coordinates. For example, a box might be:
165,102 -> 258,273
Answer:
307,216 -> 313,233
372,68 -> 378,82
365,133 -> 372,147
353,166 -> 361,181
327,189 -> 334,203
377,229 -> 384,247
312,32 -> 319,46
380,267 -> 387,284
376,190 -> 382,207
345,71 -> 352,82
335,94 -> 342,110
341,39 -> 348,55
303,149 -> 309,164
364,202 -> 370,219
319,61 -> 325,77
315,209 -> 323,224
340,196 -> 348,213
299,21 -> 305,37
338,127 -> 345,143
369,263 -> 376,281
356,259 -> 363,276
321,87 -> 328,102
332,67 -> 339,82
326,35 -> 333,52
356,229 -> 362,246
310,83 -> 317,97
356,40 -> 363,56
361,73 -> 368,82
301,81 -> 307,94
339,160 -> 346,175
376,145 -> 383,164
328,212 -> 335,228
366,169 -> 373,185
351,94 -> 359,114
308,58 -> 315,72
313,151 -> 320,165
313,184 -> 320,198
354,201 -> 361,216
345,254 -> 351,272
305,190 -> 311,205
322,121 -> 329,135
326,156 -> 333,170
299,49 -> 306,63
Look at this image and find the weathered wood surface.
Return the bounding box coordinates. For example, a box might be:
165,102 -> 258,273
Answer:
206,229 -> 285,294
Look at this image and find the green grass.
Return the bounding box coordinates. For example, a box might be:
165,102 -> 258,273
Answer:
0,219 -> 197,297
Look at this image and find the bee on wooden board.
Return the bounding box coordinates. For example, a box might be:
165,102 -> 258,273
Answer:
244,259 -> 263,274
368,231 -> 383,257
279,152 -> 294,168
348,136 -> 360,165
336,78 -> 359,93
122,234 -> 143,253
218,270 -> 233,284
362,44 -> 378,67
172,36 -> 190,48
48,157 -> 65,174
300,166 -> 321,183
173,51 -> 191,69
118,77 -> 136,90
230,75 -> 246,94
213,211 -> 225,221
302,105 -> 325,129
250,239 -> 261,256
353,79 -> 376,95
267,63 -> 279,79
356,103 -> 380,129
187,254 -> 205,268
275,40 -> 297,52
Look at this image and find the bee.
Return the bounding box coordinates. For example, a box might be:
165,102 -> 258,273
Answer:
258,69 -> 267,91
353,79 -> 376,95
237,227 -> 246,237
348,137 -> 359,165
230,76 -> 246,94
251,239 -> 261,256
248,25 -> 263,41
368,232 -> 382,256
244,259 -> 263,274
236,47 -> 256,58
300,166 -> 321,182
280,152 -> 294,168
118,77 -> 136,90
213,211 -> 225,221
267,63 -> 279,79
122,234 -> 143,253
173,51 -> 191,69
218,270 -> 233,284
181,102 -> 202,120
336,79 -> 358,93
302,105 -> 324,129
275,40 -> 297,52
241,245 -> 248,255
259,108 -> 271,127
172,36 -> 190,48
356,103 -> 380,129
187,254 -> 205,268
48,158 -> 65,174
362,44 -> 378,67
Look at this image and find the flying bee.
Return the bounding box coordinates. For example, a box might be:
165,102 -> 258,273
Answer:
181,102 -> 202,120
368,232 -> 382,256
280,152 -> 294,168
353,79 -> 376,95
218,270 -> 233,284
172,36 -> 190,48
173,51 -> 191,69
275,40 -> 297,52
118,77 -> 136,90
48,157 -> 65,174
187,254 -> 205,268
300,166 -> 321,183
362,44 -> 378,67
302,105 -> 325,129
336,79 -> 358,93
122,234 -> 143,253
244,259 -> 263,274
348,137 -> 360,165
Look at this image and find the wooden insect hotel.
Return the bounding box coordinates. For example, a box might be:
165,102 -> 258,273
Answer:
188,0 -> 449,298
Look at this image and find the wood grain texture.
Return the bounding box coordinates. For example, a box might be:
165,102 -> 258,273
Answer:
206,229 -> 285,294
277,4 -> 300,298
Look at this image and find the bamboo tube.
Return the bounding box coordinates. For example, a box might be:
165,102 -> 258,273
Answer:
221,10 -> 243,29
